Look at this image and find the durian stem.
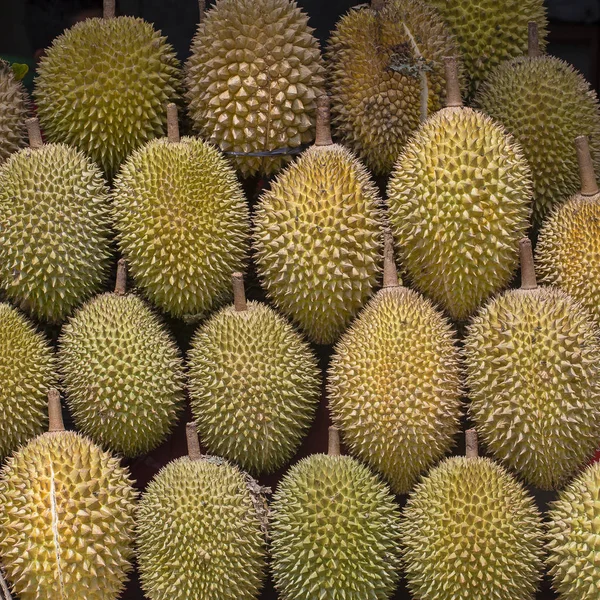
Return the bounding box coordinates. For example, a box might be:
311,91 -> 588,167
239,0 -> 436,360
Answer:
198,0 -> 206,20
371,0 -> 385,9
167,103 -> 180,143
48,389 -> 65,433
0,570 -> 12,600
315,94 -> 333,147
519,238 -> 537,290
575,136 -> 599,196
232,272 -> 247,312
328,426 -> 341,456
465,428 -> 478,458
25,118 -> 43,149
383,231 -> 399,288
114,258 -> 127,295
104,0 -> 115,19
444,57 -> 462,108
186,422 -> 202,460
528,22 -> 541,58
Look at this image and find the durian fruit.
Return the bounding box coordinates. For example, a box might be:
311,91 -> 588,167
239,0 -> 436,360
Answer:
136,422 -> 267,600
188,272 -> 320,474
475,23 -> 600,226
58,260 -> 186,457
0,59 -> 28,164
0,389 -> 138,600
0,303 -> 57,460
270,426 -> 402,600
34,0 -> 181,177
185,0 -> 325,177
546,460 -> 600,599
0,118 -> 112,323
326,0 -> 461,175
387,57 -> 532,321
401,429 -> 544,600
328,233 -> 462,494
253,95 -> 384,344
112,104 -> 249,318
464,238 -> 600,490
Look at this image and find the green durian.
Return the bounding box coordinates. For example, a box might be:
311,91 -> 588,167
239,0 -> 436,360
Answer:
0,59 -> 28,164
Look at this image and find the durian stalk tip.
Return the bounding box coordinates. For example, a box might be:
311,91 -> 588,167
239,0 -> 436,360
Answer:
186,422 -> 202,460
575,136 -> 599,196
26,118 -> 43,149
232,272 -> 247,312
519,237 -> 537,290
528,22 -> 541,57
48,388 -> 65,433
167,103 -> 180,143
115,258 -> 127,295
328,426 -> 341,456
199,0 -> 206,20
371,0 -> 386,10
383,231 -> 399,288
315,94 -> 333,147
444,56 -> 462,108
465,428 -> 478,458
104,0 -> 115,19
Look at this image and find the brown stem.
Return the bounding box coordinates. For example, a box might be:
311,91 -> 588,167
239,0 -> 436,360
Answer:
528,22 -> 541,58
575,136 -> 599,196
26,118 -> 43,149
371,0 -> 385,9
383,230 -> 399,288
314,94 -> 333,147
328,426 -> 341,456
186,422 -> 202,460
465,428 -> 478,458
48,389 -> 64,433
519,238 -> 537,290
114,258 -> 127,295
167,103 -> 180,143
232,272 -> 247,312
444,56 -> 462,108
198,0 -> 206,19
104,0 -> 115,18
0,569 -> 12,600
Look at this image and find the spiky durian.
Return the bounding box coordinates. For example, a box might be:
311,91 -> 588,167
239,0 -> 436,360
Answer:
270,427 -> 402,600
112,105 -> 249,318
328,235 -> 462,494
387,58 -> 532,321
0,119 -> 112,323
464,239 -> 600,490
136,423 -> 267,600
0,60 -> 28,164
253,95 -> 384,344
185,0 -> 325,177
0,303 -> 56,460
0,390 -> 138,600
188,273 -> 320,474
33,2 -> 181,177
326,0 -> 461,174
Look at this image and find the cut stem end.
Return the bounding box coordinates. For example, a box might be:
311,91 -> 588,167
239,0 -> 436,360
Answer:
315,94 -> 333,147
104,0 -> 116,19
48,389 -> 64,433
167,103 -> 180,143
26,118 -> 43,149
519,238 -> 537,290
465,429 -> 478,459
114,259 -> 127,295
528,22 -> 541,57
232,272 -> 247,312
371,0 -> 386,9
383,231 -> 399,288
198,0 -> 206,20
444,56 -> 462,108
328,426 -> 341,456
186,422 -> 202,460
575,136 -> 599,196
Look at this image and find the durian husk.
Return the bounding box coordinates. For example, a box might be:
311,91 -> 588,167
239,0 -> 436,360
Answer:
0,60 -> 28,164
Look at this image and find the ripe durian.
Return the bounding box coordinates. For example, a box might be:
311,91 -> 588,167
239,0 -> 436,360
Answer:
387,58 -> 532,321
136,422 -> 267,600
326,0 -> 461,174
112,104 -> 249,318
475,24 -> 600,226
253,95 -> 384,344
0,59 -> 28,164
34,1 -> 181,177
0,118 -> 112,323
188,272 -> 320,474
328,234 -> 462,494
58,260 -> 186,457
464,239 -> 600,490
0,390 -> 137,600
270,427 -> 402,600
185,0 -> 325,177
0,303 -> 57,460
401,430 -> 544,600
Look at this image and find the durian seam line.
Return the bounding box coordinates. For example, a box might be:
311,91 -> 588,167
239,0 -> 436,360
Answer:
401,22 -> 428,122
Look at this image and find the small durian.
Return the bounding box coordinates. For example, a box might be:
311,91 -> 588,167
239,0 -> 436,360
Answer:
270,427 -> 402,600
188,272 -> 320,474
464,238 -> 600,490
0,118 -> 112,323
136,422 -> 267,600
475,24 -> 600,226
387,57 -> 532,321
401,430 -> 544,600
0,390 -> 138,600
328,233 -> 462,494
253,95 -> 384,344
112,104 -> 249,318
0,59 -> 28,164
34,0 -> 181,177
58,260 -> 186,457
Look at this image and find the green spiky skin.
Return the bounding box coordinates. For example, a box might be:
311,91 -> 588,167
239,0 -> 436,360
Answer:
270,454 -> 401,600
547,461 -> 600,599
0,303 -> 56,459
328,286 -> 462,494
475,57 -> 600,226
112,137 -> 249,317
34,17 -> 181,178
254,144 -> 383,344
0,431 -> 138,600
387,107 -> 532,321
0,144 -> 112,323
0,60 -> 28,164
326,0 -> 460,175
427,0 -> 547,95
137,456 -> 267,600
58,293 -> 185,457
401,456 -> 544,600
185,0 -> 325,177
188,301 -> 320,474
464,287 -> 600,490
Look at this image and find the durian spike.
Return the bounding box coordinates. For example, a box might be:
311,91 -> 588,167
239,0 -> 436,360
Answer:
575,136 -> 599,197
114,258 -> 127,296
167,103 -> 180,143
519,238 -> 537,290
104,0 -> 115,19
198,0 -> 206,20
382,230 -> 400,288
528,22 -> 541,58
315,94 -> 333,147
232,272 -> 247,312
328,426 -> 341,456
48,388 -> 65,433
444,56 -> 462,108
25,118 -> 43,149
186,422 -> 202,460
0,570 -> 12,600
371,0 -> 386,10
465,428 -> 478,458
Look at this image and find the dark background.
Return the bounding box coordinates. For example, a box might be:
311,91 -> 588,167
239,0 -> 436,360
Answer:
0,0 -> 599,599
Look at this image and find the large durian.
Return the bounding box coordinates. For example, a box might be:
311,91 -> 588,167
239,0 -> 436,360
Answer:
464,238 -> 600,490
475,24 -> 600,226
185,0 -> 325,177
326,0 -> 461,174
34,1 -> 181,177
328,234 -> 462,494
58,260 -> 186,457
0,59 -> 28,164
112,104 -> 249,317
253,95 -> 384,344
136,422 -> 267,600
0,118 -> 112,323
188,272 -> 320,474
270,427 -> 402,600
0,390 -> 137,600
387,58 -> 532,321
